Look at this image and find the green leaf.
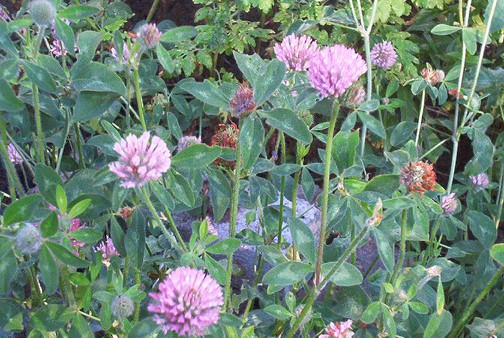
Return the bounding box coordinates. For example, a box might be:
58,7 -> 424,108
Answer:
156,43 -> 174,73
0,79 -> 24,112
301,168 -> 315,201
76,31 -> 102,64
169,170 -> 195,207
322,262 -> 363,286
332,130 -> 359,172
72,91 -> 119,123
233,52 -> 265,88
363,174 -> 400,196
67,199 -> 91,219
410,301 -> 430,314
382,304 -> 397,337
260,108 -> 312,145
206,169 -> 231,222
3,194 -> 42,225
462,28 -> 477,55
254,59 -> 286,107
160,26 -> 198,43
359,99 -> 380,112
357,112 -> 386,138
70,228 -> 102,244
264,305 -> 292,320
467,210 -> 497,248
110,217 -> 126,257
390,121 -> 416,147
29,304 -> 74,332
288,217 -> 316,264
361,301 -> 381,324
39,245 -> 59,295
178,80 -> 229,108
424,310 -> 453,338
373,229 -> 394,273
204,254 -> 226,285
151,182 -> 175,210
71,62 -> 126,96
431,24 -> 461,35
206,238 -> 242,255
125,210 -> 146,269
55,185 -> 67,214
171,144 -> 221,169
45,242 -> 89,268
22,60 -> 57,93
55,18 -> 75,57
59,5 -> 100,21
485,0 -> 504,33
262,261 -> 312,287
436,277 -> 445,315
69,314 -> 94,337
239,115 -> 264,170
34,164 -> 64,206
0,241 -> 17,295
40,211 -> 59,238
490,243 -> 504,265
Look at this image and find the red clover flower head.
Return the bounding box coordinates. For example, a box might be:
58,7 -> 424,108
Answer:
111,43 -> 132,63
320,320 -> 355,338
147,266 -> 223,336
7,143 -> 22,164
470,173 -> 490,190
94,236 -> 119,267
137,23 -> 161,49
400,161 -> 437,194
307,45 -> 367,99
109,132 -> 171,188
274,33 -> 319,72
441,193 -> 458,214
230,82 -> 256,117
370,41 -> 397,69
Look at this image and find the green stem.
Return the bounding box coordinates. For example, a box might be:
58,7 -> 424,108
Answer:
60,265 -> 75,308
277,131 -> 286,249
495,161 -> 504,229
449,265 -> 504,338
133,68 -> 147,131
389,209 -> 408,286
0,118 -> 24,199
74,123 -> 85,168
134,269 -> 141,322
291,143 -> 303,260
415,89 -> 426,148
146,0 -> 160,23
28,266 -> 43,306
140,186 -> 184,252
32,84 -> 45,163
285,225 -> 369,338
315,102 -> 340,285
224,127 -> 243,310
163,205 -> 188,252
123,255 -> 130,287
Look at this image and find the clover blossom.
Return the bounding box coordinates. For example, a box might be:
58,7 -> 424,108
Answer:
94,236 -> 119,267
274,33 -> 319,72
371,41 -> 397,69
470,173 -> 490,191
137,23 -> 161,49
307,45 -> 367,99
147,266 -> 223,336
108,132 -> 171,188
320,320 -> 355,338
441,193 -> 458,214
7,143 -> 22,164
230,82 -> 256,117
111,43 -> 132,63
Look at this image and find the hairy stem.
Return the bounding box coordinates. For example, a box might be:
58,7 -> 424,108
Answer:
415,89 -> 427,148
146,0 -> 160,23
277,131 -> 286,249
133,68 -> 147,131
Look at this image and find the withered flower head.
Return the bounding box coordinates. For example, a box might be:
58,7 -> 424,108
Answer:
210,122 -> 239,168
400,161 -> 437,194
421,66 -> 445,85
230,83 -> 256,118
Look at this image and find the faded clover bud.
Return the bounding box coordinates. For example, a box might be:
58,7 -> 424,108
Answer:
111,43 -> 132,63
137,23 -> 161,49
230,83 -> 256,118
94,236 -> 120,267
177,136 -> 201,152
400,161 -> 437,194
16,223 -> 42,255
29,0 -> 56,27
371,41 -> 397,69
7,143 -> 23,164
274,33 -> 319,72
441,193 -> 458,214
421,66 -> 445,85
342,82 -> 366,109
320,320 -> 355,338
470,173 -> 490,191
307,44 -> 367,99
112,295 -> 134,318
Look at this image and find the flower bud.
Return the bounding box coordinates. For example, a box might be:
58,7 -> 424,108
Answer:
29,0 -> 56,27
16,223 -> 42,255
111,295 -> 134,318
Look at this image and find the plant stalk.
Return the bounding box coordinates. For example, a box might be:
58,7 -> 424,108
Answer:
415,89 -> 426,148
133,68 -> 147,131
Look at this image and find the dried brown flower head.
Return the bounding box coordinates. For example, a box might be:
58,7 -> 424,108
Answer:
400,161 -> 437,193
210,122 -> 239,168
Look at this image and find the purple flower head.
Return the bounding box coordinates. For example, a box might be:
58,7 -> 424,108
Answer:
230,82 -> 256,117
441,193 -> 458,214
147,266 -> 223,336
320,319 -> 354,338
111,43 -> 132,63
470,173 -> 490,191
137,23 -> 161,49
7,143 -> 23,164
94,236 -> 119,267
50,39 -> 77,57
371,41 -> 397,69
307,45 -> 367,99
274,33 -> 319,72
177,135 -> 201,152
108,132 -> 171,188
0,6 -> 10,21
